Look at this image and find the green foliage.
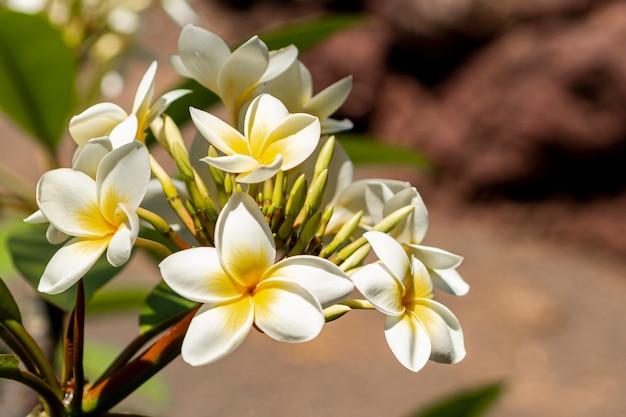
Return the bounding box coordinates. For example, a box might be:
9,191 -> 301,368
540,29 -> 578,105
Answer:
7,225 -> 125,311
338,134 -> 432,169
139,281 -> 197,335
0,9 -> 76,151
410,381 -> 505,417
0,276 -> 21,323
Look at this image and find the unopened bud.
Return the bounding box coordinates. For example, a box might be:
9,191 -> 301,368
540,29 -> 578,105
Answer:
372,205 -> 415,233
314,135 -> 335,179
285,174 -> 307,219
319,210 -> 362,258
323,304 -> 351,322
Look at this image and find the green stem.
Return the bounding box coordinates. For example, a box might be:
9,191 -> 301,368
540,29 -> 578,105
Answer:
70,280 -> 85,414
0,366 -> 66,417
2,319 -> 61,396
81,307 -> 200,415
134,237 -> 174,261
339,299 -> 375,310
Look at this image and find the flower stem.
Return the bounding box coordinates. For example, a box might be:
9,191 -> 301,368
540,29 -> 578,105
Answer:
340,299 -> 375,310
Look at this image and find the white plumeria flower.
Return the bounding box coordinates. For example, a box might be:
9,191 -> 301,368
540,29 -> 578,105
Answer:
191,94 -> 321,184
170,24 -> 298,127
262,60 -> 353,134
327,179 -> 469,296
34,142 -> 151,294
69,61 -> 190,146
351,231 -> 466,372
159,192 -> 353,366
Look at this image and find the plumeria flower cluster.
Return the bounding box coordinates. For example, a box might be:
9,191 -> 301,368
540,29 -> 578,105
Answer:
27,23 -> 468,383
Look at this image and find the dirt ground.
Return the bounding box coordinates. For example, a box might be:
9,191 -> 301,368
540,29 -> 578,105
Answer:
1,2 -> 626,416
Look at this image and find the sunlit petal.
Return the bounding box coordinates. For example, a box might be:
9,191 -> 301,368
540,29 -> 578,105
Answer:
72,137 -> 112,178
408,256 -> 434,300
235,155 -> 282,184
245,94 -> 290,153
106,203 -> 138,267
108,115 -> 138,148
411,300 -> 465,364
263,113 -> 320,170
253,278 -> 323,342
363,231 -> 411,286
303,75 -> 352,120
201,154 -> 261,175
215,193 -> 275,288
190,107 -> 249,155
69,102 -> 127,146
218,35 -> 268,107
181,298 -> 254,366
351,263 -> 404,316
405,244 -> 463,270
146,89 -> 192,125
384,312 -> 431,372
38,237 -> 109,294
264,255 -> 353,307
159,247 -> 242,304
384,186 -> 429,244
430,268 -> 470,296
259,44 -> 298,84
131,61 -> 157,116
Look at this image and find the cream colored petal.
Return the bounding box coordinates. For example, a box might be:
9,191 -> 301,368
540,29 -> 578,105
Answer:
181,298 -> 254,366
131,61 -> 157,116
264,255 -> 353,308
320,117 -> 354,134
200,154 -> 260,175
244,94 -> 290,154
234,155 -> 282,184
159,247 -> 243,304
363,231 -> 411,287
405,244 -> 463,270
96,142 -> 150,222
408,256 -> 434,300
262,113 -> 320,170
253,278 -> 324,342
302,75 -> 352,120
384,186 -> 429,245
259,44 -> 299,84
218,35 -> 268,108
175,24 -> 231,92
384,312 -> 431,372
262,60 -> 310,110
69,102 -> 127,146
146,89 -> 192,125
190,107 -> 249,155
411,299 -> 465,364
215,192 -> 275,288
106,203 -> 138,267
108,115 -> 138,148
38,237 -> 109,294
36,168 -> 106,237
350,263 -> 404,316
429,268 -> 470,297
72,137 -> 112,178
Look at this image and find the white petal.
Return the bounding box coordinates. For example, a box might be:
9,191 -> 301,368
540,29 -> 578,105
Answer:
181,298 -> 254,366
131,61 -> 157,115
405,244 -> 463,270
259,44 -> 299,84
245,94 -> 290,153
408,256 -> 434,300
235,155 -> 282,184
384,312 -> 431,372
363,231 -> 411,286
411,299 -> 465,364
384,186 -> 429,245
264,255 -> 353,308
175,25 -> 231,92
303,75 -> 352,120
23,210 -> 47,224
218,35 -> 268,107
159,247 -> 242,304
430,268 -> 470,296
69,102 -> 127,146
46,224 -> 68,245
262,60 -> 309,110
200,154 -> 260,175
106,203 -> 138,267
350,263 -> 404,316
146,89 -> 192,125
215,192 -> 275,288
169,54 -> 194,79
253,278 -> 324,342
190,107 -> 249,155
38,237 -> 109,294
108,115 -> 138,148
263,113 -> 320,170
72,137 -> 113,178
96,142 -> 150,218
36,169 -> 104,237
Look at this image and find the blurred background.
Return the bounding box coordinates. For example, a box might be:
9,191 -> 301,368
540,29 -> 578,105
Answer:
1,0 -> 626,416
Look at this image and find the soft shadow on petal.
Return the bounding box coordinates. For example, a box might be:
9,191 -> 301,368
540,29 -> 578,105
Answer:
260,45 -> 299,84
412,300 -> 465,364
364,231 -> 411,287
235,155 -> 282,184
216,193 -> 275,288
263,113 -> 320,170
72,137 -> 112,179
303,75 -> 352,120
405,244 -> 464,270
351,263 -> 404,316
132,61 -> 157,116
160,247 -> 242,304
430,268 -> 470,296
264,255 -> 353,308
218,36 -> 268,107
69,102 -> 127,146
245,94 -> 291,151
38,237 -> 109,294
384,312 -> 431,372
106,203 -> 138,267
182,298 -> 254,366
253,278 -> 324,343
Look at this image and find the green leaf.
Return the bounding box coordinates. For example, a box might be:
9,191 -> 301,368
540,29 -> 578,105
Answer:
7,224 -> 126,311
338,134 -> 432,169
139,281 -> 197,335
410,381 -> 505,417
85,286 -> 148,315
0,217 -> 30,279
0,277 -> 21,323
259,14 -> 367,51
0,9 -> 76,150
